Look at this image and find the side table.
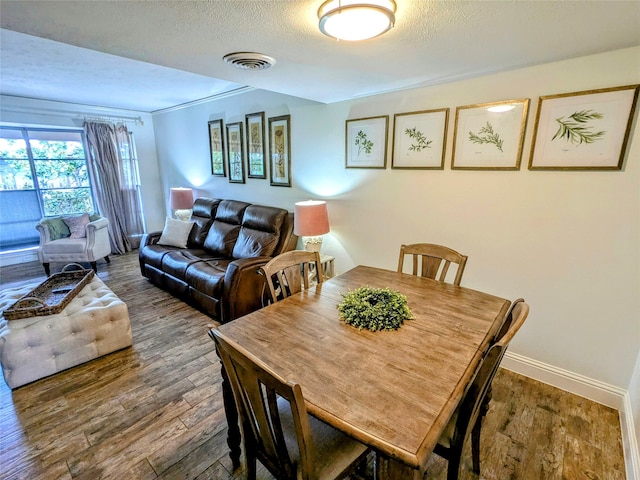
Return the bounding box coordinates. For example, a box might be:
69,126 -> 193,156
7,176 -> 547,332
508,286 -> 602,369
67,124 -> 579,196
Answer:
319,254 -> 335,279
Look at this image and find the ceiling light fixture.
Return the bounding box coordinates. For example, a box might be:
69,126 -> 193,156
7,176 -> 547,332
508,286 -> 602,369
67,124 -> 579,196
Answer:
318,0 -> 396,41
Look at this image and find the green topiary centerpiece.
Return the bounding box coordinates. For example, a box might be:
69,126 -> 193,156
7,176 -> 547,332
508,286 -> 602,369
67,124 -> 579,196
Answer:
337,286 -> 413,331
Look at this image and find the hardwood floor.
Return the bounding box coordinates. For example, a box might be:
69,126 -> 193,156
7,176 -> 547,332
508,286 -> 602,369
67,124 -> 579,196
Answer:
0,253 -> 626,479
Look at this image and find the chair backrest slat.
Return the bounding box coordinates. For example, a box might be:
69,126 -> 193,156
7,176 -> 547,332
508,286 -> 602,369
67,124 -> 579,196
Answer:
398,243 -> 468,286
260,250 -> 323,304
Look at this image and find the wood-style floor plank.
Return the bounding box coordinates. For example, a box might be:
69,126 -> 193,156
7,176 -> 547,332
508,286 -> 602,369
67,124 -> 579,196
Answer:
0,253 -> 627,479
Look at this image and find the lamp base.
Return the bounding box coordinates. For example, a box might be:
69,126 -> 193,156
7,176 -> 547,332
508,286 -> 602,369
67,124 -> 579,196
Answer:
302,236 -> 323,252
173,209 -> 192,222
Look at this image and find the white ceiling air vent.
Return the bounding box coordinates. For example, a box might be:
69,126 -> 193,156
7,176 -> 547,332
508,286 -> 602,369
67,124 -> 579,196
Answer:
223,52 -> 276,70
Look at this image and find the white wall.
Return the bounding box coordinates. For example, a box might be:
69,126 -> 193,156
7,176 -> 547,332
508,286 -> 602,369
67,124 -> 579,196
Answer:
152,47 -> 640,395
0,95 -> 165,233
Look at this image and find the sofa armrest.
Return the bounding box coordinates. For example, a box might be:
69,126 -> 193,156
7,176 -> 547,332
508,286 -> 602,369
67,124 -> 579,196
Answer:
85,217 -> 111,257
140,231 -> 162,248
85,217 -> 108,235
221,256 -> 273,323
85,217 -> 108,246
36,222 -> 52,245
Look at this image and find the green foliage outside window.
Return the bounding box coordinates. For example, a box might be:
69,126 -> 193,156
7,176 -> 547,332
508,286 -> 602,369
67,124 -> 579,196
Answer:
0,132 -> 94,216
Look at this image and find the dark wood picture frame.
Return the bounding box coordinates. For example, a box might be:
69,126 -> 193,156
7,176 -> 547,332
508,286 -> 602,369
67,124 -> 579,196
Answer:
208,119 -> 226,176
226,122 -> 245,183
245,111 -> 267,179
268,115 -> 291,187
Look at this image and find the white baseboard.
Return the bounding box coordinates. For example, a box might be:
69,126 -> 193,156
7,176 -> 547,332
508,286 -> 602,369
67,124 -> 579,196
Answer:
622,391 -> 640,480
502,351 -> 639,480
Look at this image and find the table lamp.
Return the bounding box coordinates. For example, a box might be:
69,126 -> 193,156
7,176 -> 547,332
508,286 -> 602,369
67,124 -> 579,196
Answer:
170,187 -> 194,221
294,200 -> 330,252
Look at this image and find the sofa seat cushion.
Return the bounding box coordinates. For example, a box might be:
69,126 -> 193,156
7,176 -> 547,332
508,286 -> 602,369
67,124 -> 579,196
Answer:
185,259 -> 232,298
232,205 -> 287,259
162,249 -> 219,280
139,244 -> 177,270
41,237 -> 88,254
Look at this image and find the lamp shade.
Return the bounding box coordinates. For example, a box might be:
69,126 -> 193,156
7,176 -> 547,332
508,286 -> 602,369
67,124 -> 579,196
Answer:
170,188 -> 194,210
294,200 -> 330,237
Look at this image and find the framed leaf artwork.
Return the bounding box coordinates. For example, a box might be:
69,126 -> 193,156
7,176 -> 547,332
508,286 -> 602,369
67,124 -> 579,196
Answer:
528,84 -> 639,170
392,108 -> 449,169
268,115 -> 291,187
226,122 -> 245,183
208,119 -> 226,176
245,111 -> 267,179
345,115 -> 388,168
452,98 -> 529,170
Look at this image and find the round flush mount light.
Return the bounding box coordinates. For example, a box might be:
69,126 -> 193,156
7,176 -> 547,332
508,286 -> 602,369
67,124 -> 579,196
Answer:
318,0 -> 396,41
223,52 -> 276,70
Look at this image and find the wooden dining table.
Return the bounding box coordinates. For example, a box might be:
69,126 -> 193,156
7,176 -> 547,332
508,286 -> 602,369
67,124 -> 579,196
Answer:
215,265 -> 510,478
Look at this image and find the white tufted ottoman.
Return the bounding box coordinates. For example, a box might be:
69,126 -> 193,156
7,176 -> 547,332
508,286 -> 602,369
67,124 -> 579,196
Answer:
0,276 -> 132,389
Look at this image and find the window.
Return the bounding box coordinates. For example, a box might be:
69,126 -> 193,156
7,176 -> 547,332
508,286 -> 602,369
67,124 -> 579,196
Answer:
0,127 -> 95,252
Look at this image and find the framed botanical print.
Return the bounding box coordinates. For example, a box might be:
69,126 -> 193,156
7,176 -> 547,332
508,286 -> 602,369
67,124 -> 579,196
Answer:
245,111 -> 267,179
452,98 -> 529,170
345,116 -> 388,168
226,122 -> 245,183
268,115 -> 291,187
392,108 -> 449,169
529,84 -> 639,170
208,119 -> 226,176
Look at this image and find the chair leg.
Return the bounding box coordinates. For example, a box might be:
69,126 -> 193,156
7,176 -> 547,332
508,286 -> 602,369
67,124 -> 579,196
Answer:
43,263 -> 50,276
245,450 -> 257,480
372,452 -> 379,480
90,261 -> 98,272
105,255 -> 111,264
446,453 -> 462,480
472,392 -> 491,475
471,418 -> 482,474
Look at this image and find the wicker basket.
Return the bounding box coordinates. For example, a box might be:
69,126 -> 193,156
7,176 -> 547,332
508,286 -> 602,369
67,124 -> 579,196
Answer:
3,264 -> 95,320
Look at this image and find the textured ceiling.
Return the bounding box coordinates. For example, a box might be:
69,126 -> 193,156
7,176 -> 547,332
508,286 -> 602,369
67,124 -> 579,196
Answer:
1,0 -> 639,112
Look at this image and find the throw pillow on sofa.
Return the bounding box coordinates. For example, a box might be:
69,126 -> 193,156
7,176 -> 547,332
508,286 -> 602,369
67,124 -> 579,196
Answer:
40,217 -> 71,240
63,213 -> 90,239
158,217 -> 194,248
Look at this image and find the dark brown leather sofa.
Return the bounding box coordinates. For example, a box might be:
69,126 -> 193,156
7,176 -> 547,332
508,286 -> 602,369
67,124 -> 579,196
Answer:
139,198 -> 297,322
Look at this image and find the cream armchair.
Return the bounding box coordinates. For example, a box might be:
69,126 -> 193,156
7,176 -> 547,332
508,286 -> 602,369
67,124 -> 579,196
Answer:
36,215 -> 112,276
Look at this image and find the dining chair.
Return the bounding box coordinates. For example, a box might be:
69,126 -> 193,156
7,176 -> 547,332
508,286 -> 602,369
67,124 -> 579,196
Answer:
258,250 -> 323,304
432,299 -> 530,480
397,243 -> 468,286
493,298 -> 526,344
209,327 -> 370,480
